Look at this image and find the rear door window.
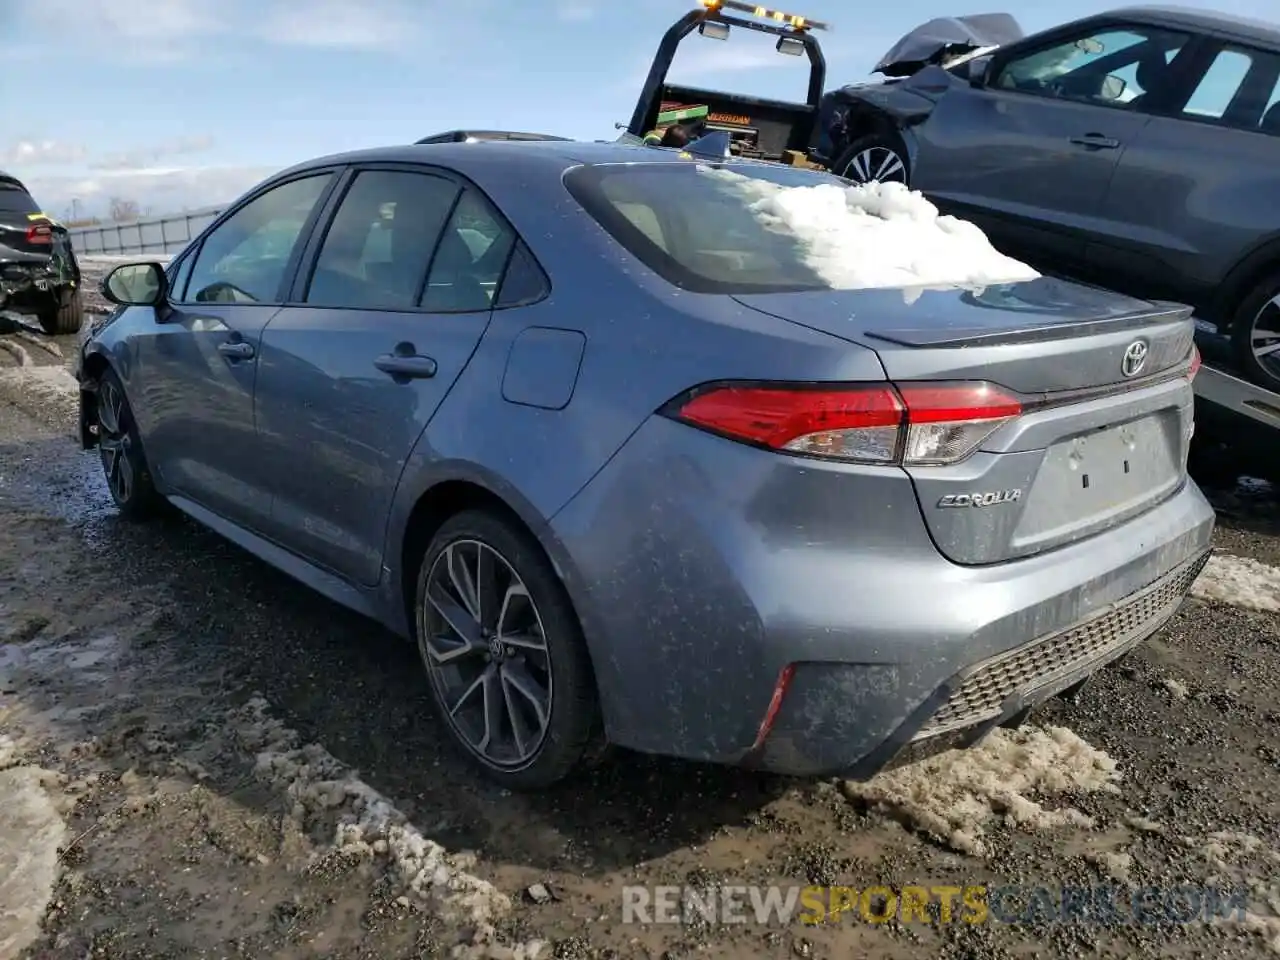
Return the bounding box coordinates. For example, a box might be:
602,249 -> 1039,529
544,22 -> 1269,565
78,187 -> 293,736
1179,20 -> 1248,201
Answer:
1177,44 -> 1280,135
304,170 -> 459,310
0,181 -> 39,217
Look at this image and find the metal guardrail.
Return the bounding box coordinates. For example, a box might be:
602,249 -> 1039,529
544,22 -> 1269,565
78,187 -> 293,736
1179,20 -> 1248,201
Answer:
68,204 -> 226,257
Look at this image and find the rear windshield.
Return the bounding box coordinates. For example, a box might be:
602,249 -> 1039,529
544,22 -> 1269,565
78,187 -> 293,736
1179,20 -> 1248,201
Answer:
0,181 -> 39,215
564,162 -> 840,294
563,160 -> 1038,295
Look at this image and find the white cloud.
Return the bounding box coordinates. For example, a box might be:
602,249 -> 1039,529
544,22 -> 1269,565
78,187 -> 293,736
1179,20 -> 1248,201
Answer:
22,165 -> 278,220
13,0 -> 455,60
90,136 -> 217,171
0,141 -> 89,167
557,2 -> 594,21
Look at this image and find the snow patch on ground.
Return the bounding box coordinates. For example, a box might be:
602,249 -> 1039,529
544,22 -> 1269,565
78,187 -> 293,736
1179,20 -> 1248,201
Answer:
841,725 -> 1120,857
708,171 -> 1040,293
0,757 -> 68,957
0,364 -> 80,412
230,696 -> 544,958
1191,554 -> 1280,612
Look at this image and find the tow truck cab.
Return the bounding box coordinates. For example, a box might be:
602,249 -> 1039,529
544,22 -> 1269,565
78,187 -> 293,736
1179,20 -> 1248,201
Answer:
626,0 -> 830,163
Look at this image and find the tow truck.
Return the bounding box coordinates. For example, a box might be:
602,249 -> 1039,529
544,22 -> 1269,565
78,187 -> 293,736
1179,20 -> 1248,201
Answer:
626,0 -> 831,166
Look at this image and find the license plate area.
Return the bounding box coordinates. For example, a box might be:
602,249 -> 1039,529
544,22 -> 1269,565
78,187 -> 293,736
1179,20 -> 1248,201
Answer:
1011,413 -> 1181,549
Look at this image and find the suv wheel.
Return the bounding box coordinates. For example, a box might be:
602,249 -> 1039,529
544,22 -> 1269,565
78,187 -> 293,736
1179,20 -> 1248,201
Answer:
414,509 -> 602,789
833,132 -> 911,186
1230,270 -> 1280,393
38,288 -> 85,336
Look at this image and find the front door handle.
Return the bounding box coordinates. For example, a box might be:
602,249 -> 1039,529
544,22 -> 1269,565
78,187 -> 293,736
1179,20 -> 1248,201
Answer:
218,340 -> 255,360
374,343 -> 437,380
1069,134 -> 1121,149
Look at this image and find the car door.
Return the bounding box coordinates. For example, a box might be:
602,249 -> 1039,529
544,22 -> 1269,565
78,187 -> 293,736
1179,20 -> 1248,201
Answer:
1088,39 -> 1280,311
254,165 -> 519,584
912,22 -> 1193,271
134,171 -> 337,532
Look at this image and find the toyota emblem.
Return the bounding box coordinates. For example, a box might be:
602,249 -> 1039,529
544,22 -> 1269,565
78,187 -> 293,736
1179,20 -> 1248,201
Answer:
1121,340 -> 1149,378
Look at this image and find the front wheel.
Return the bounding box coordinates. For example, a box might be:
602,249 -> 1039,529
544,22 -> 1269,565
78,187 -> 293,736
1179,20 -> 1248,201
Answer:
1231,271 -> 1280,393
95,369 -> 162,520
414,509 -> 602,789
833,132 -> 911,187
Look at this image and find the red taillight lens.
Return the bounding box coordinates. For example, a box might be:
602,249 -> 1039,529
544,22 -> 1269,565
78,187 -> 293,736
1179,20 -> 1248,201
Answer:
666,381 -> 1022,466
25,221 -> 53,244
1188,345 -> 1201,381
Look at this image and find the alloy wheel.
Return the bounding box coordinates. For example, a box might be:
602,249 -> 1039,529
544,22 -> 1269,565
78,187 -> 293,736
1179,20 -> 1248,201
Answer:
842,146 -> 908,185
1249,294 -> 1280,380
97,380 -> 135,504
418,538 -> 553,769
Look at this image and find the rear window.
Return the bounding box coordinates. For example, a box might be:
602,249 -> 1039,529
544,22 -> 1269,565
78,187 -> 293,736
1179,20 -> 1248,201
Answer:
563,160 -> 1038,295
0,181 -> 39,215
564,162 -> 847,294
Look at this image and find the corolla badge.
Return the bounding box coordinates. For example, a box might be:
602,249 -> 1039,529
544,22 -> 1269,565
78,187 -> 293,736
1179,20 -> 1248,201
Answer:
1121,340 -> 1149,378
937,489 -> 1022,508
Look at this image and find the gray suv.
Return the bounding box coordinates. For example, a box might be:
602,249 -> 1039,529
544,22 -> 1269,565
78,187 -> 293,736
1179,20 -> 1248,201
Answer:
819,7 -> 1280,391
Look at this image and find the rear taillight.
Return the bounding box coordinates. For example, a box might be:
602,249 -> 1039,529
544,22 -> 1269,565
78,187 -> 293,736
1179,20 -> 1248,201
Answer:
25,221 -> 53,244
664,381 -> 1022,466
1188,345 -> 1201,381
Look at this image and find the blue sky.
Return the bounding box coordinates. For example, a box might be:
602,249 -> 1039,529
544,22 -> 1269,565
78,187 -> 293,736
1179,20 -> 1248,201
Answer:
0,0 -> 1260,219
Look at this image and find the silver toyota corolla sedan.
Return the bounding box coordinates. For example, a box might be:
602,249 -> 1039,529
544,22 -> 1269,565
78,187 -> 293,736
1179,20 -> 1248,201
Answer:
75,139 -> 1214,789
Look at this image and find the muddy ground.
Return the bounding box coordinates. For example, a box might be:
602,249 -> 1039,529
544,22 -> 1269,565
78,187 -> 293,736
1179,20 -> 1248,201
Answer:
1,262 -> 1279,959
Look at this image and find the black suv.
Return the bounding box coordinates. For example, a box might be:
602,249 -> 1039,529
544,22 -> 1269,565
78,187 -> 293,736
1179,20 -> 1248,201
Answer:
0,172 -> 84,335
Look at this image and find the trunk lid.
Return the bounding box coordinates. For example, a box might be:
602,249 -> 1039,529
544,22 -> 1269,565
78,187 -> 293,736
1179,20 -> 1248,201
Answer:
734,278 -> 1197,565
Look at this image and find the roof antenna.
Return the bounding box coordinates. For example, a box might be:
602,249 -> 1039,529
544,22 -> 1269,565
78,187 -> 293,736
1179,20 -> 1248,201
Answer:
684,129 -> 732,160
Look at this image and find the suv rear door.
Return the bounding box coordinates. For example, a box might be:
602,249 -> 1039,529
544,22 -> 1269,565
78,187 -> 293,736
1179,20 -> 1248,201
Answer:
1086,38 -> 1280,313
913,21 -> 1193,273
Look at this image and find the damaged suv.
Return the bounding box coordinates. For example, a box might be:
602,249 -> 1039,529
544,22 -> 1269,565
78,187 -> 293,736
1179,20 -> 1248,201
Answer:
0,171 -> 85,335
816,8 -> 1280,392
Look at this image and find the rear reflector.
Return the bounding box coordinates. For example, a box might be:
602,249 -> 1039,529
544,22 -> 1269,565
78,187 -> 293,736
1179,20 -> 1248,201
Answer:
1188,344 -> 1201,381
750,663 -> 795,752
25,221 -> 53,244
665,381 -> 1023,466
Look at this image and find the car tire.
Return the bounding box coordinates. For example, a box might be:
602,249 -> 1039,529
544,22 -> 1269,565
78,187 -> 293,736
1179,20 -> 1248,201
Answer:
38,288 -> 85,336
414,508 -> 603,789
833,131 -> 911,186
1230,270 -> 1280,392
95,368 -> 162,520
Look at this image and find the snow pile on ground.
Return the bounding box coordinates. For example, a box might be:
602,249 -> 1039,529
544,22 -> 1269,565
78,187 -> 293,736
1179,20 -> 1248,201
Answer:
230,697 -> 543,958
1191,554 -> 1280,612
708,169 -> 1040,291
841,725 -> 1120,856
0,735 -> 68,957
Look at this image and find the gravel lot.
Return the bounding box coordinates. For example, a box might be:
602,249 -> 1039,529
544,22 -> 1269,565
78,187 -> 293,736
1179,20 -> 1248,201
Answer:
1,260 -> 1278,959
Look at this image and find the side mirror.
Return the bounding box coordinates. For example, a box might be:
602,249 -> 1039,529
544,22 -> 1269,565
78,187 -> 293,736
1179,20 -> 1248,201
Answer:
102,261 -> 167,307
967,55 -> 992,88
1100,74 -> 1127,101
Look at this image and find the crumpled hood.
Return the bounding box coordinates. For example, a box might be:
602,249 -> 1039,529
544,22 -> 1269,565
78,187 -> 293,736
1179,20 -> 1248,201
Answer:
874,13 -> 1023,77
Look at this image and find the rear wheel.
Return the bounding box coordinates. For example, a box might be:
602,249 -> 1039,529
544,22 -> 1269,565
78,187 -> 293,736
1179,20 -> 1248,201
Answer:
96,368 -> 162,520
414,509 -> 602,789
38,288 -> 85,336
1230,270 -> 1280,392
833,132 -> 911,186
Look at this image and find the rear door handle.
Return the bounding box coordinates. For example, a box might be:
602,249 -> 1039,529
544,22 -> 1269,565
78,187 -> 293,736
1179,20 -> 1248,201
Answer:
218,340 -> 255,360
374,347 -> 437,380
1069,134 -> 1121,149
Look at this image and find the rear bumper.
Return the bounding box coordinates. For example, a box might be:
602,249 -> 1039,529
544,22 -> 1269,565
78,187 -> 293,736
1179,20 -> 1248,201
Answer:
549,415 -> 1216,777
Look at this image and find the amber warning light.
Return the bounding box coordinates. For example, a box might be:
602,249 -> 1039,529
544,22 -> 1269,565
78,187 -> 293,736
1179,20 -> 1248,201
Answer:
699,0 -> 831,31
